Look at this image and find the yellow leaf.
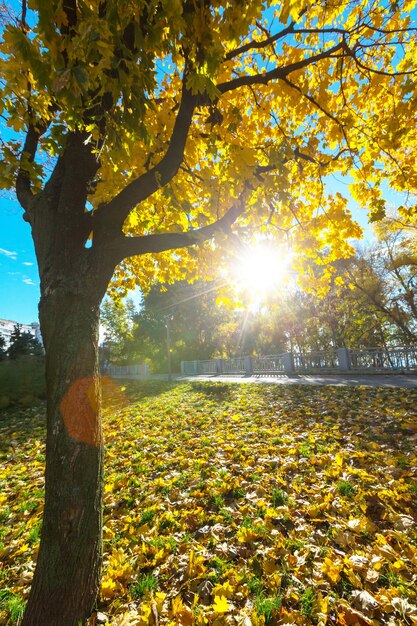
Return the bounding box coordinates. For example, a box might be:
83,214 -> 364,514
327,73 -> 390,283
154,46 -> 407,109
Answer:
321,557 -> 342,583
101,576 -> 118,600
213,581 -> 233,599
317,592 -> 329,624
237,526 -> 258,543
212,595 -> 229,614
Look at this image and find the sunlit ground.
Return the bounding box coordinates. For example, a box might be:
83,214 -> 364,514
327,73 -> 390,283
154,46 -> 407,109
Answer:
0,381 -> 416,625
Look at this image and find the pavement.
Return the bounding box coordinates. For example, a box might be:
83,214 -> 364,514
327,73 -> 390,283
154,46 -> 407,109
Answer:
175,373 -> 417,388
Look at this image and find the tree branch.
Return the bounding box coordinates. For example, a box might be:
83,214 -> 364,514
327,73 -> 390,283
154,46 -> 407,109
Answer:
94,80 -> 197,236
15,123 -> 43,212
218,41 -> 345,94
225,21 -> 296,61
109,188 -> 251,265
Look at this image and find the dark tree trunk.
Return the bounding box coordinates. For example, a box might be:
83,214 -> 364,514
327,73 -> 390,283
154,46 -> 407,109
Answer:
21,132 -> 115,625
23,289 -> 104,626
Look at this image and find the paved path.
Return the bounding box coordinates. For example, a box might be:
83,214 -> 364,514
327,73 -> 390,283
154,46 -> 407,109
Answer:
176,373 -> 417,388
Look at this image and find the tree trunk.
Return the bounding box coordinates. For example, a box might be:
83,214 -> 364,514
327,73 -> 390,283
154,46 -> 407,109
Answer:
23,288 -> 103,626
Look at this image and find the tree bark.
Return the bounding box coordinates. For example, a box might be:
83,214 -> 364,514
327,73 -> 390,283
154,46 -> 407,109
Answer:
22,288 -> 104,626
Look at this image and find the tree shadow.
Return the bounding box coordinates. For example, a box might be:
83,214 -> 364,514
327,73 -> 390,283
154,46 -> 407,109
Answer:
190,381 -> 235,402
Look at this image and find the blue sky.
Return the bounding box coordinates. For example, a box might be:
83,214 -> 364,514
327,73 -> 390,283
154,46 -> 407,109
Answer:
0,194 -> 40,323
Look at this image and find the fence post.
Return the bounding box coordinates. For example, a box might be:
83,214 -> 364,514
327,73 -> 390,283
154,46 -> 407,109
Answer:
181,361 -> 185,374
244,355 -> 254,376
283,352 -> 294,373
216,358 -> 224,374
337,348 -> 351,371
193,360 -> 199,375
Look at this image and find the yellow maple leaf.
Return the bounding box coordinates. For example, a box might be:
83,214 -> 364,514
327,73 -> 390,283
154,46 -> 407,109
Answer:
101,576 -> 118,600
212,595 -> 229,614
237,526 -> 258,543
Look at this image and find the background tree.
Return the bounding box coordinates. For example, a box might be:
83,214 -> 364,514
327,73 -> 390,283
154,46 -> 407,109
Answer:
0,335 -> 7,361
107,281 -> 242,371
0,1 -> 416,623
100,297 -> 138,364
7,324 -> 43,359
341,232 -> 417,345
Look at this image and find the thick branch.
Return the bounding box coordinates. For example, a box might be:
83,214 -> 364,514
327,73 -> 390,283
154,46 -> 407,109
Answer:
110,191 -> 250,265
15,124 -> 42,212
94,83 -> 197,235
225,22 -> 296,61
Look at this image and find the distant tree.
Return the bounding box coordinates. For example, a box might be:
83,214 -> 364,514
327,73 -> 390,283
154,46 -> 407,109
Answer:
8,324 -> 43,359
341,234 -> 417,345
0,335 -> 7,361
131,280 -> 241,371
100,298 -> 138,365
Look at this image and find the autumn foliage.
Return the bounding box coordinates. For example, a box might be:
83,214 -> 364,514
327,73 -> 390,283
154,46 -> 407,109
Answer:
1,382 -> 416,625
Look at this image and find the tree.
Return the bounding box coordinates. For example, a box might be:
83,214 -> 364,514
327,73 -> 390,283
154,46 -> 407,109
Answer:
100,297 -> 138,364
341,230 -> 417,345
131,280 -> 242,370
0,1 -> 416,623
0,334 -> 7,361
7,323 -> 43,359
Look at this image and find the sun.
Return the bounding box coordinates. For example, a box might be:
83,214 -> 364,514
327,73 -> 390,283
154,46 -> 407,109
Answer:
230,243 -> 291,303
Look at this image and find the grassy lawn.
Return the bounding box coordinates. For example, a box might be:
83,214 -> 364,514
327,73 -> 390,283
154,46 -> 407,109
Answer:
0,381 -> 416,625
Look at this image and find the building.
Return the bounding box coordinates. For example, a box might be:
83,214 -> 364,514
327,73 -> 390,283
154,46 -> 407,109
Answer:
0,318 -> 42,347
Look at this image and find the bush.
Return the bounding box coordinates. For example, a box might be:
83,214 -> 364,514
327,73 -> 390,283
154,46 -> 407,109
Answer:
0,357 -> 45,406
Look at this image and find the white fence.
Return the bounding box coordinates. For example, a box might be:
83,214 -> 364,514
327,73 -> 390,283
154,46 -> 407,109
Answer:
181,346 -> 417,376
349,347 -> 417,371
104,364 -> 149,378
293,351 -> 339,372
252,354 -> 286,374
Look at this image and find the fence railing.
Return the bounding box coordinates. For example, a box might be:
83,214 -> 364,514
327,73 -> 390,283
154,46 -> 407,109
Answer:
222,357 -> 246,374
181,345 -> 417,376
105,364 -> 149,377
293,351 -> 339,372
252,354 -> 286,374
349,347 -> 417,371
197,359 -> 218,375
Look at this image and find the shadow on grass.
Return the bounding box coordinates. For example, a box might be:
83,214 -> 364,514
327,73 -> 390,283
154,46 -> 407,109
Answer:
0,403 -> 46,453
190,381 -> 235,402
107,378 -> 184,403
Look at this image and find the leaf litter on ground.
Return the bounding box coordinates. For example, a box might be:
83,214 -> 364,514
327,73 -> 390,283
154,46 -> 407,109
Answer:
0,381 -> 416,625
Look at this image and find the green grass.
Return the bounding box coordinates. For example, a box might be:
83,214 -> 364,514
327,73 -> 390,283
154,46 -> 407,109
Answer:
300,587 -> 316,619
337,480 -> 356,499
254,594 -> 282,624
0,357 -> 45,405
271,487 -> 288,507
130,574 -> 158,599
0,590 -> 25,625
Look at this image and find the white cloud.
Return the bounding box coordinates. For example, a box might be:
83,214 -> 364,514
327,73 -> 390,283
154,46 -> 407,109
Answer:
0,248 -> 17,260
22,261 -> 33,266
22,278 -> 36,286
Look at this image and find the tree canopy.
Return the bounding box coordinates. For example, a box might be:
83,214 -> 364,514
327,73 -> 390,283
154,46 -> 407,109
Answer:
1,0 -> 416,295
